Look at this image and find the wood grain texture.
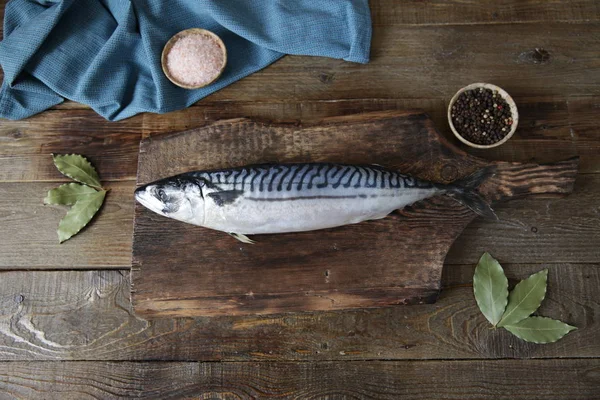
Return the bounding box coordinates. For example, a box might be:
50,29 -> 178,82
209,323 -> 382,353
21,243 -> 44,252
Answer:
203,23 -> 600,103
0,181 -> 133,269
1,0 -> 599,46
449,173 -> 600,264
0,110 -> 142,182
0,359 -> 598,399
0,263 -> 597,361
132,111 -> 577,317
372,0 -> 600,25
4,0 -> 598,42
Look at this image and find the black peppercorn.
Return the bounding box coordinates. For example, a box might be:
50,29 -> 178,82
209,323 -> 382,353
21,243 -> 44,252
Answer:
451,88 -> 513,145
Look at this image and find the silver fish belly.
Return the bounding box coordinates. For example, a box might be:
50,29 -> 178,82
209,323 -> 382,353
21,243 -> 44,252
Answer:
134,163 -> 494,237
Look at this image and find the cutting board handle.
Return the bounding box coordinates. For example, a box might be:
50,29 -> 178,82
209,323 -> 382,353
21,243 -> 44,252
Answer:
478,157 -> 579,202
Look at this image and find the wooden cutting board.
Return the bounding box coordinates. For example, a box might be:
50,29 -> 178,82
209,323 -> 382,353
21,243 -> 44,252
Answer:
131,111 -> 577,318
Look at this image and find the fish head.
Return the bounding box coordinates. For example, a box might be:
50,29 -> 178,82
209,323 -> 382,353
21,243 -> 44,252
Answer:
135,176 -> 205,224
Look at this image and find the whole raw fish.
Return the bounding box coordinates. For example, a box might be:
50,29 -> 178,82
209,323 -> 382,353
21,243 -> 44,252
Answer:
135,163 -> 495,243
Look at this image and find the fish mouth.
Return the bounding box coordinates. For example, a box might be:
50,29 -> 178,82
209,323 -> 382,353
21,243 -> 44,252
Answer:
134,185 -> 146,202
134,185 -> 154,210
135,184 -> 173,216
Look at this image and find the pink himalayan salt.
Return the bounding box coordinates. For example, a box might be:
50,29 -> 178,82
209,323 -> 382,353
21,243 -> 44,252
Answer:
166,33 -> 224,87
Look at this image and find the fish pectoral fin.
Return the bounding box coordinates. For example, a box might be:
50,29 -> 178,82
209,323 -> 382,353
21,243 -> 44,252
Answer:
207,190 -> 244,206
229,232 -> 256,244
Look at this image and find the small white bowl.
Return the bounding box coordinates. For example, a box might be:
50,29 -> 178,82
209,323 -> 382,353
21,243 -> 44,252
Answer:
448,83 -> 519,149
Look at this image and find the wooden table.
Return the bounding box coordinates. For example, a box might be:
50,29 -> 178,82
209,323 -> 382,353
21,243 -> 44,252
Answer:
0,1 -> 598,398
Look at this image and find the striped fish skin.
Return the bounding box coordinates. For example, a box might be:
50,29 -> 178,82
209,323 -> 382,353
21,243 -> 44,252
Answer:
135,163 -> 455,235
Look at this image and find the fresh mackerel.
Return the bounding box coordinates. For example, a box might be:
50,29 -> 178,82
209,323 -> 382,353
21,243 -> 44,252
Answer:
135,163 -> 495,241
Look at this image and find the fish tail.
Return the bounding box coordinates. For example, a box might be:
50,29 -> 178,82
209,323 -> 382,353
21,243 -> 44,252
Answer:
444,166 -> 497,220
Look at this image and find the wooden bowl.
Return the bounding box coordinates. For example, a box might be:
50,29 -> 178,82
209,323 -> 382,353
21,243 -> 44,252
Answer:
161,28 -> 227,90
448,83 -> 519,149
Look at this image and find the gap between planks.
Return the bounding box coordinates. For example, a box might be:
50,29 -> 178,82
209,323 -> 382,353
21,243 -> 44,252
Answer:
0,356 -> 596,363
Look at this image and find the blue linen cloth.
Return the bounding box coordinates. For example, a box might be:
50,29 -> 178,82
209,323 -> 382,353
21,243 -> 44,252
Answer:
0,0 -> 371,121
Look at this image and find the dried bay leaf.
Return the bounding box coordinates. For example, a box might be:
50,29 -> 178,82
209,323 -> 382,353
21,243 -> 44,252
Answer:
57,190 -> 106,243
503,316 -> 576,344
472,253 -> 576,344
52,154 -> 102,189
473,252 -> 508,326
498,269 -> 548,327
44,183 -> 98,205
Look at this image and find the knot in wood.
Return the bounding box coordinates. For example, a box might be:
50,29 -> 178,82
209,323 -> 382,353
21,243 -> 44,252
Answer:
318,72 -> 335,84
518,48 -> 551,65
8,129 -> 23,139
441,164 -> 459,181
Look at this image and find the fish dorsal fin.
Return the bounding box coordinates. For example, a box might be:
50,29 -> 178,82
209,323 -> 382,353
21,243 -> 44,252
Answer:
207,190 -> 244,206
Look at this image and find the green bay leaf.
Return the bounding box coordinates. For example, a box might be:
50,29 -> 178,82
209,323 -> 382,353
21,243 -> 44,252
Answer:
473,252 -> 508,326
498,269 -> 548,327
44,183 -> 98,205
52,154 -> 102,189
57,190 -> 106,243
503,316 -> 576,344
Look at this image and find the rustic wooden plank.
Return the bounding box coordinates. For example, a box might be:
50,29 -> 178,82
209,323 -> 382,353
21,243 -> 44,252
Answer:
1,0 -> 599,35
143,96 -> 600,174
133,112 -> 577,318
0,0 -> 600,41
202,23 -> 600,102
0,359 -> 598,399
0,110 -> 142,182
0,0 -> 598,44
0,262 -> 596,361
142,99 -> 448,137
468,139 -> 600,175
567,95 -> 600,140
2,0 -> 599,43
0,181 -> 133,269
372,0 -> 600,26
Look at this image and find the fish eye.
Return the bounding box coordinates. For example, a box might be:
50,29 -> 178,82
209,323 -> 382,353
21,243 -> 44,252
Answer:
157,189 -> 166,201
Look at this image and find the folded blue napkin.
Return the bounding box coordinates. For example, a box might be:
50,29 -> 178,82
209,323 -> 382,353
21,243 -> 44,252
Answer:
0,0 -> 371,121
